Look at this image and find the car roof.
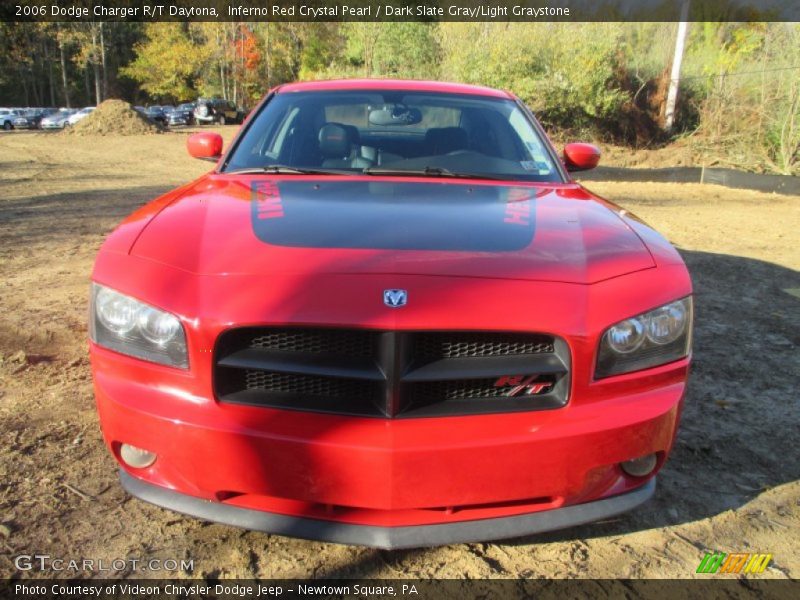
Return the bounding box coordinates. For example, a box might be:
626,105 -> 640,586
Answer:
277,79 -> 513,99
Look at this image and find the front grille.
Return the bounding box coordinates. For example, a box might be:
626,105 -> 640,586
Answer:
247,328 -> 375,357
244,370 -> 375,398
415,332 -> 554,359
409,375 -> 559,402
215,328 -> 570,418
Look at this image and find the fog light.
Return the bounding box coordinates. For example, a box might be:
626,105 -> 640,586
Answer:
620,454 -> 657,477
120,444 -> 156,468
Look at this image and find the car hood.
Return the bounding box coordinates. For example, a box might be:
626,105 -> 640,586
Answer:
129,176 -> 655,284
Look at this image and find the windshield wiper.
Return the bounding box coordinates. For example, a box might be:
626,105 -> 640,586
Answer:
362,166 -> 508,181
224,165 -> 349,176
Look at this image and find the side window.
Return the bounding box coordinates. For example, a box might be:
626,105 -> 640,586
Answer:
264,106 -> 300,158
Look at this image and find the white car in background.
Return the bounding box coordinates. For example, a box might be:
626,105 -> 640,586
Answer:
0,108 -> 24,130
41,109 -> 77,130
66,107 -> 95,126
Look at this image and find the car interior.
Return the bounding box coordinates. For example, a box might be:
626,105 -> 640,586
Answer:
230,92 -> 559,180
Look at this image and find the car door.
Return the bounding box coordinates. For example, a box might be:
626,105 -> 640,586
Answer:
223,101 -> 236,122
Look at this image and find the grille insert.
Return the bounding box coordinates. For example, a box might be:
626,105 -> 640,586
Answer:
244,370 -> 376,398
410,375 -> 558,402
215,328 -> 570,418
415,332 -> 554,359
247,328 -> 376,357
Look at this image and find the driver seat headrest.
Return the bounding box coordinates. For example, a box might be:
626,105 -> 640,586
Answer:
318,123 -> 352,158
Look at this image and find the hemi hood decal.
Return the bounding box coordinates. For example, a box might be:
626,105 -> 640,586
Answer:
130,175 -> 655,282
251,180 -> 537,252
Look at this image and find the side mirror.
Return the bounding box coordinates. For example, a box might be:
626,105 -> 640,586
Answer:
187,132 -> 223,161
563,143 -> 601,172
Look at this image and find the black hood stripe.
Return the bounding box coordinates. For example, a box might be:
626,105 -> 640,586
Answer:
251,180 -> 538,252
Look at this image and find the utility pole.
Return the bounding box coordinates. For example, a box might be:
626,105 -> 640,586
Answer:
664,0 -> 691,132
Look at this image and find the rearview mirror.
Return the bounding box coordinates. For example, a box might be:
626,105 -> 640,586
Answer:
187,132 -> 223,161
563,143 -> 601,172
368,105 -> 423,126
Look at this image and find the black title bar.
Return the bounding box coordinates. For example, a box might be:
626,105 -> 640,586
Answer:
4,0 -> 800,22
4,579 -> 800,600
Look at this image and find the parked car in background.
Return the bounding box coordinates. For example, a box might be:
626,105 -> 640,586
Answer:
0,108 -> 24,130
13,108 -> 56,129
193,98 -> 244,125
41,109 -> 77,130
167,102 -> 195,127
67,107 -> 95,126
144,106 -> 168,126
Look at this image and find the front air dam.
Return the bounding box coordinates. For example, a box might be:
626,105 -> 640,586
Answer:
120,470 -> 655,549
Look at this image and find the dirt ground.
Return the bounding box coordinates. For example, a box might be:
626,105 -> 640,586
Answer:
0,128 -> 798,581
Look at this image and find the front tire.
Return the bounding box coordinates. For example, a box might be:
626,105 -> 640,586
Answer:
3,121 -> 11,131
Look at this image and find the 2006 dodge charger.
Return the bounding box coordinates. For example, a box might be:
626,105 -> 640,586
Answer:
90,80 -> 692,548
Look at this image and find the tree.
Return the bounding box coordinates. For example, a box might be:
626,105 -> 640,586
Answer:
121,23 -> 207,101
232,24 -> 261,104
56,24 -> 71,107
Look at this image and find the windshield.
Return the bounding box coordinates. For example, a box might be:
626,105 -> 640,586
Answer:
223,90 -> 562,182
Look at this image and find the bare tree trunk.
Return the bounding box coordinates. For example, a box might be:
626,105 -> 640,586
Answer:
664,1 -> 691,132
265,23 -> 271,89
91,25 -> 102,104
45,40 -> 56,106
100,22 -> 108,99
214,25 -> 225,100
32,68 -> 42,106
57,25 -> 71,108
35,72 -> 44,105
84,63 -> 91,105
93,62 -> 101,104
20,69 -> 30,106
223,24 -> 231,100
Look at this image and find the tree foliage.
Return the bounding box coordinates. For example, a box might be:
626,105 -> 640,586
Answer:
120,24 -> 208,101
0,21 -> 796,173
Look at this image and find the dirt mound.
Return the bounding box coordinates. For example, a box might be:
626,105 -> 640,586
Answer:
66,99 -> 161,135
600,139 -> 695,168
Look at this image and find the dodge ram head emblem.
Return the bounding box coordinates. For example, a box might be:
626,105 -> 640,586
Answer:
383,289 -> 408,308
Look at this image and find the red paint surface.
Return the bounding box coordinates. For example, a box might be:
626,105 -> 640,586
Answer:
91,80 -> 691,528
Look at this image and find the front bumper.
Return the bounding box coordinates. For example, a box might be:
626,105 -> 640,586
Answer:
94,341 -> 685,546
121,469 -> 655,549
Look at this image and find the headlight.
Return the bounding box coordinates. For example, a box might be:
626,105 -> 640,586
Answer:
90,283 -> 188,368
596,297 -> 692,378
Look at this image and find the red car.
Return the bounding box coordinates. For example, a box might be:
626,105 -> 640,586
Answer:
90,80 -> 692,548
